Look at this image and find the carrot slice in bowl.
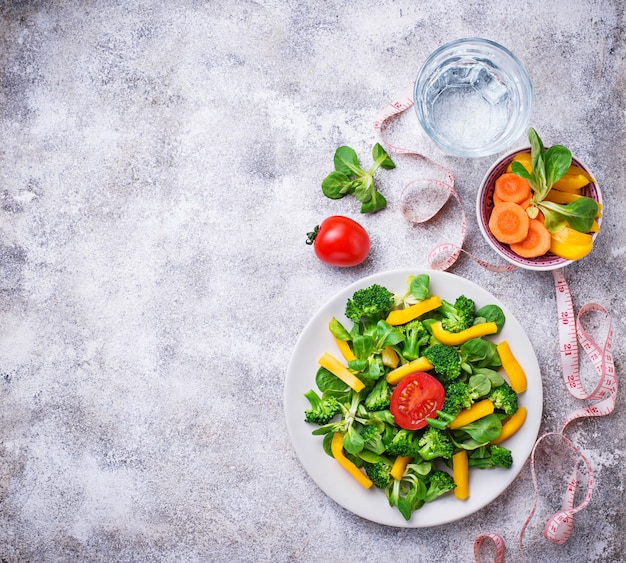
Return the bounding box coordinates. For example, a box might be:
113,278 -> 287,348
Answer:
494,191 -> 531,209
488,202 -> 530,244
494,173 -> 532,204
510,219 -> 551,258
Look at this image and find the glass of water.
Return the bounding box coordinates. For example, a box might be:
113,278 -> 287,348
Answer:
414,38 -> 533,158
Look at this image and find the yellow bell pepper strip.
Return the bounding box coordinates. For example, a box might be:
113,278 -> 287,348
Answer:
509,155 -> 593,180
568,164 -> 595,183
549,238 -> 593,261
552,173 -> 589,192
334,337 -> 356,362
385,356 -> 434,385
452,451 -> 469,500
491,407 -> 527,445
382,346 -> 400,369
318,352 -> 365,392
544,190 -> 603,217
552,163 -> 595,192
496,341 -> 527,393
550,224 -> 596,260
508,155 -> 595,184
330,432 -> 373,489
390,455 -> 411,480
506,152 -> 532,174
449,399 -> 495,430
430,321 -> 498,347
589,220 -> 600,233
385,295 -> 442,326
552,226 -> 593,246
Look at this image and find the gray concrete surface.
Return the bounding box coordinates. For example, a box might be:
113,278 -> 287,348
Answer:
0,1 -> 624,562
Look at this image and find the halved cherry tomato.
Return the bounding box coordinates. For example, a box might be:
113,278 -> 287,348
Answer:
389,372 -> 445,430
306,216 -> 370,267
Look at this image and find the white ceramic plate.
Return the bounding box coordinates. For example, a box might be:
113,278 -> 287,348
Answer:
284,269 -> 543,527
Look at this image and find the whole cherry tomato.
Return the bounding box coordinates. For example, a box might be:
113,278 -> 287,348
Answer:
390,372 -> 445,430
306,216 -> 370,267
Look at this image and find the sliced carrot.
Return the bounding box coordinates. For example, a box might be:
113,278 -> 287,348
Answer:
509,219 -> 552,258
535,209 -> 545,223
494,173 -> 532,204
488,202 -> 530,244
493,192 -> 532,209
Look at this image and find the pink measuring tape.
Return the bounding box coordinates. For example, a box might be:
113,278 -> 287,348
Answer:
373,84 -> 515,273
513,269 -> 616,561
375,89 -> 618,563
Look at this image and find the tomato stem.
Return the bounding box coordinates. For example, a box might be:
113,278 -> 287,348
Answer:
306,225 -> 320,245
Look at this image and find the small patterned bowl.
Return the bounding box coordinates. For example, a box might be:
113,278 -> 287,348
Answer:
476,147 -> 603,271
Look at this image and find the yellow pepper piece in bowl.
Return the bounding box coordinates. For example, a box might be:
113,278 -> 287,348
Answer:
507,155 -> 595,193
544,190 -> 603,217
506,152 -> 532,173
552,226 -> 593,246
549,226 -> 594,260
552,173 -> 589,193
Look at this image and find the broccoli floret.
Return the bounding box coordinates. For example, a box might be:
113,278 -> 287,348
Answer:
364,377 -> 392,411
359,424 -> 379,442
359,423 -> 386,455
400,319 -> 430,361
386,428 -> 419,458
441,381 -> 473,418
427,380 -> 477,430
468,444 -> 513,469
488,381 -> 518,415
380,421 -> 397,449
345,284 -> 395,324
438,295 -> 476,333
423,344 -> 462,381
365,460 -> 393,489
417,427 -> 454,460
303,389 -> 341,425
422,470 -> 456,502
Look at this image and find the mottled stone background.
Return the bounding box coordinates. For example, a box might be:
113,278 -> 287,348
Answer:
0,1 -> 624,562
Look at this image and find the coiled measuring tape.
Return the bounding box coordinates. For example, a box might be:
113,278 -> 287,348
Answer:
375,90 -> 618,563
374,84 -> 516,273
512,269 -> 616,562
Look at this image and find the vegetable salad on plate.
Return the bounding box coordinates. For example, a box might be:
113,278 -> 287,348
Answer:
303,274 -> 527,521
